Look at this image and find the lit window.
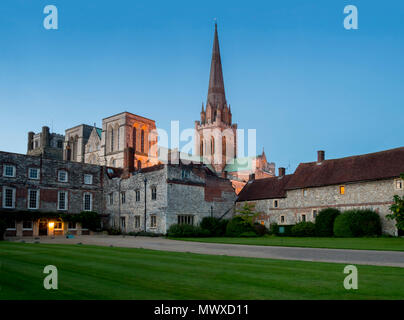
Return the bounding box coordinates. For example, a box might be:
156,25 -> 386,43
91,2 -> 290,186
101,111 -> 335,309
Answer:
58,170 -> 68,182
3,187 -> 15,208
3,165 -> 16,177
28,189 -> 39,209
395,179 -> 403,190
135,190 -> 140,202
150,215 -> 157,228
83,193 -> 92,211
339,186 -> 345,195
273,200 -> 279,208
151,187 -> 157,200
55,219 -> 63,230
84,174 -> 93,185
58,191 -> 68,210
28,168 -> 40,180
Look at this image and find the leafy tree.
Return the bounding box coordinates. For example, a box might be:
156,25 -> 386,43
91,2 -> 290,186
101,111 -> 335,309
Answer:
387,174 -> 404,232
236,202 -> 260,226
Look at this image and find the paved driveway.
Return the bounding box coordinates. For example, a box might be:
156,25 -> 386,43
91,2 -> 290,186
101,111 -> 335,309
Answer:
11,235 -> 404,268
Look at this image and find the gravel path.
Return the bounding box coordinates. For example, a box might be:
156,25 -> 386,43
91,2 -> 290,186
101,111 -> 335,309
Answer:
11,235 -> 404,268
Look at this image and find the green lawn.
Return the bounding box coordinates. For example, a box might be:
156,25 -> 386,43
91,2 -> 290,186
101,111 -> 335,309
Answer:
170,236 -> 404,251
1,242 -> 404,299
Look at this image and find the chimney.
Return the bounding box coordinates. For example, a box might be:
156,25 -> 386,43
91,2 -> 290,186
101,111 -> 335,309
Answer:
27,132 -> 34,151
317,150 -> 325,163
124,147 -> 135,172
278,167 -> 285,177
249,173 -> 255,181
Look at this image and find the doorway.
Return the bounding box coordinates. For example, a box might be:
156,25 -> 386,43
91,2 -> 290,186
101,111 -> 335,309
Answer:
39,220 -> 48,236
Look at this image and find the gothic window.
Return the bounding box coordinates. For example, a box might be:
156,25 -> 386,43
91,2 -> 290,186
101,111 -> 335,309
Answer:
141,129 -> 145,153
110,127 -> 114,152
211,137 -> 215,155
133,127 -> 137,151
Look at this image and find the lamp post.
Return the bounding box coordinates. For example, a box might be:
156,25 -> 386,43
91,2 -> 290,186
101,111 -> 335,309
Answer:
144,177 -> 147,232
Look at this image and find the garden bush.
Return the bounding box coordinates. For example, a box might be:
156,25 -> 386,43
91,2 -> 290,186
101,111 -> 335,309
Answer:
334,209 -> 381,237
269,223 -> 295,236
253,223 -> 269,236
315,208 -> 341,236
291,222 -> 316,237
225,216 -> 254,237
166,224 -> 210,237
200,217 -> 228,236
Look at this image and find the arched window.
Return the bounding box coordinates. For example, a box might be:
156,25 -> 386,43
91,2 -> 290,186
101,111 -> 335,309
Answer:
110,127 -> 114,152
211,137 -> 215,155
141,130 -> 145,153
133,127 -> 137,151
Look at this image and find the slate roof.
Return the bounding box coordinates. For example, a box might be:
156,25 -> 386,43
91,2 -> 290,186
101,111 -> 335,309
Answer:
286,147 -> 404,190
236,174 -> 293,202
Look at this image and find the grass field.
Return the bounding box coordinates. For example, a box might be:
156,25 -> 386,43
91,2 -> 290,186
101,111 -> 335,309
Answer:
170,236 -> 404,251
1,242 -> 404,300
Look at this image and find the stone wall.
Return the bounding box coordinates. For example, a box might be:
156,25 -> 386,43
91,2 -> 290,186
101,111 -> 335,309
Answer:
237,178 -> 403,235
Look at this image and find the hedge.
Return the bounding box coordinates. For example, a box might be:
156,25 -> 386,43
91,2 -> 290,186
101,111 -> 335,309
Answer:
200,217 -> 228,236
225,216 -> 254,237
166,224 -> 210,237
291,222 -> 316,237
334,209 -> 381,237
315,208 -> 341,236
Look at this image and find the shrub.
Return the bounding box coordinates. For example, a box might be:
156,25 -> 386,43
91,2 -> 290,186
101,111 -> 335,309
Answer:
200,217 -> 228,236
315,208 -> 341,236
105,227 -> 122,235
225,216 -> 254,237
334,210 -> 381,237
291,222 -> 316,237
270,223 -> 295,236
269,223 -> 279,235
253,223 -> 268,236
166,224 -> 210,237
77,211 -> 101,231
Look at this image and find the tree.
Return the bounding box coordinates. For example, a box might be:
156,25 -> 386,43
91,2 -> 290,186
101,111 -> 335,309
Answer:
386,174 -> 404,232
236,203 -> 260,226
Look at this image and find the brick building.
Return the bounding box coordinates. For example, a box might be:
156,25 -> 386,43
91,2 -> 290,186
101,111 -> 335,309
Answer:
237,147 -> 404,236
0,151 -> 105,237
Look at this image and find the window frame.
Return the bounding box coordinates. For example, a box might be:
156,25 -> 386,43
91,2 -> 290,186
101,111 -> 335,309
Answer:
121,191 -> 126,204
280,215 -> 285,224
27,188 -> 40,210
3,164 -> 16,178
6,220 -> 16,230
150,214 -> 157,228
57,191 -> 68,211
151,186 -> 157,200
177,215 -> 194,226
273,199 -> 279,208
83,192 -> 93,212
339,185 -> 345,195
22,220 -> 33,230
394,179 -> 403,190
134,215 -> 141,229
84,174 -> 93,185
312,209 -> 318,220
68,221 -> 77,230
109,193 -> 114,205
28,167 -> 40,180
135,190 -> 140,202
2,186 -> 16,209
58,170 -> 68,183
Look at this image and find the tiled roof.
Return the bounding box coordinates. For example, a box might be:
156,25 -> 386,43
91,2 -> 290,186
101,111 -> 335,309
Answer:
286,147 -> 404,190
236,175 -> 293,202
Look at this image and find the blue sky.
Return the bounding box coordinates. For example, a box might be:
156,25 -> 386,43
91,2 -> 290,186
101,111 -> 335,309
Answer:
0,0 -> 403,173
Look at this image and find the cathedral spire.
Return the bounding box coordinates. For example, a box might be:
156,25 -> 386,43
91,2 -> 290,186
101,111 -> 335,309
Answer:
207,23 -> 226,109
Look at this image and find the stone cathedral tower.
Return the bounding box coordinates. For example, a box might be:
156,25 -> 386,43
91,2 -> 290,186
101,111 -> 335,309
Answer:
195,24 -> 237,174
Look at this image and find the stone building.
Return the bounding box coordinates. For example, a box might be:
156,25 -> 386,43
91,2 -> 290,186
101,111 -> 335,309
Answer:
63,112 -> 159,170
104,148 -> 236,234
236,147 -> 404,236
27,126 -> 64,160
0,151 -> 105,237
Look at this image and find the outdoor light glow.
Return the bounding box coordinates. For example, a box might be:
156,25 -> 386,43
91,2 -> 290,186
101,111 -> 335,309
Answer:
48,222 -> 54,228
